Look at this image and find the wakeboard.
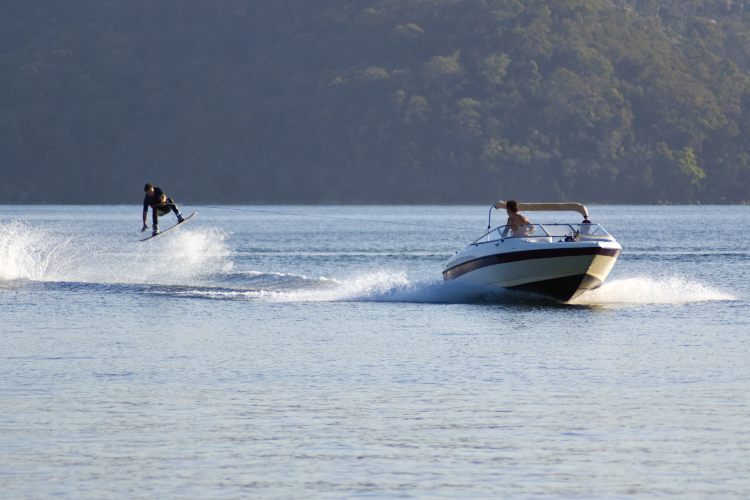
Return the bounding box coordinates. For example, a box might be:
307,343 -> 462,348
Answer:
140,212 -> 198,242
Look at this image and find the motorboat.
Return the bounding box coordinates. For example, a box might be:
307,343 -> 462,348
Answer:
443,201 -> 622,301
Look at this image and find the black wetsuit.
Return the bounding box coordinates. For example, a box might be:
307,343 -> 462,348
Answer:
143,187 -> 182,233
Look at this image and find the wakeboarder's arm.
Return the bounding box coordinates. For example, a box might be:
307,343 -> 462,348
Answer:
142,195 -> 152,232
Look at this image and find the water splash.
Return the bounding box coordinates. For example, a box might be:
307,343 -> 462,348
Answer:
0,221 -> 76,281
176,271 -> 736,306
1,220 -> 736,305
571,275 -> 736,305
0,220 -> 233,284
177,271 -> 528,304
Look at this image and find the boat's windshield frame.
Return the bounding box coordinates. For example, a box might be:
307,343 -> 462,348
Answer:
471,223 -> 612,245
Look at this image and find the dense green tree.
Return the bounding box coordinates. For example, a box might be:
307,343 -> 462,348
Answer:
1,0 -> 750,204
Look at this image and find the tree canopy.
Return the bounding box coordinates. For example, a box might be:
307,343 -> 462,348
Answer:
2,0 -> 750,204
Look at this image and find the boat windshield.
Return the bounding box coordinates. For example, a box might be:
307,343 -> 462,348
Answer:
471,223 -> 612,244
472,224 -> 549,244
573,223 -> 611,237
538,223 -> 614,240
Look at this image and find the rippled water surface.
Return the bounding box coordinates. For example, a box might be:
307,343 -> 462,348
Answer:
1,205 -> 749,499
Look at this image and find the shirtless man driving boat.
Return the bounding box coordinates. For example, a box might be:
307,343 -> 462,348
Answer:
502,199 -> 536,237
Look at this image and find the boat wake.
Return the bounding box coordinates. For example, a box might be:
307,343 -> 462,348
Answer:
172,271 -> 736,306
571,275 -> 736,305
0,220 -> 736,305
0,220 -> 233,285
173,271 -> 512,304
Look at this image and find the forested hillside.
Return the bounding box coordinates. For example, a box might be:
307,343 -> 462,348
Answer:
2,0 -> 750,204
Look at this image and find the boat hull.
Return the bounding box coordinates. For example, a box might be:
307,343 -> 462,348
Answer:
443,244 -> 621,302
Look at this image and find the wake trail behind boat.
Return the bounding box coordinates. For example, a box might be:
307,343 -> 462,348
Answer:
571,275 -> 736,305
1,221 -> 736,306
0,220 -> 232,285
175,271 -> 737,306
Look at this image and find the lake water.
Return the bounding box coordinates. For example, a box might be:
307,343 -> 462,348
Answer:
1,205 -> 748,499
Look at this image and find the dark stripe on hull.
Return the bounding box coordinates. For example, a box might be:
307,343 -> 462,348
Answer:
507,273 -> 603,302
443,247 -> 621,281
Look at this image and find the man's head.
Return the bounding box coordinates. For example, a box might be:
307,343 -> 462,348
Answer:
506,199 -> 519,214
144,183 -> 154,197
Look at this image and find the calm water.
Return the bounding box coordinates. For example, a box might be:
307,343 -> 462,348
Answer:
1,205 -> 748,499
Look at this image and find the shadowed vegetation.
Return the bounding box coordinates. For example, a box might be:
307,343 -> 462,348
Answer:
2,0 -> 750,204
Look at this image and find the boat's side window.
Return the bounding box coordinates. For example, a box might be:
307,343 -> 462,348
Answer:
474,228 -> 505,244
487,228 -> 502,242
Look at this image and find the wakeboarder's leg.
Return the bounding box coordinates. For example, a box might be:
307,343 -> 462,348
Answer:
168,198 -> 185,223
152,208 -> 159,236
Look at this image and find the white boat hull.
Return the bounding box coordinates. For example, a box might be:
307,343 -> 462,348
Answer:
443,240 -> 621,302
